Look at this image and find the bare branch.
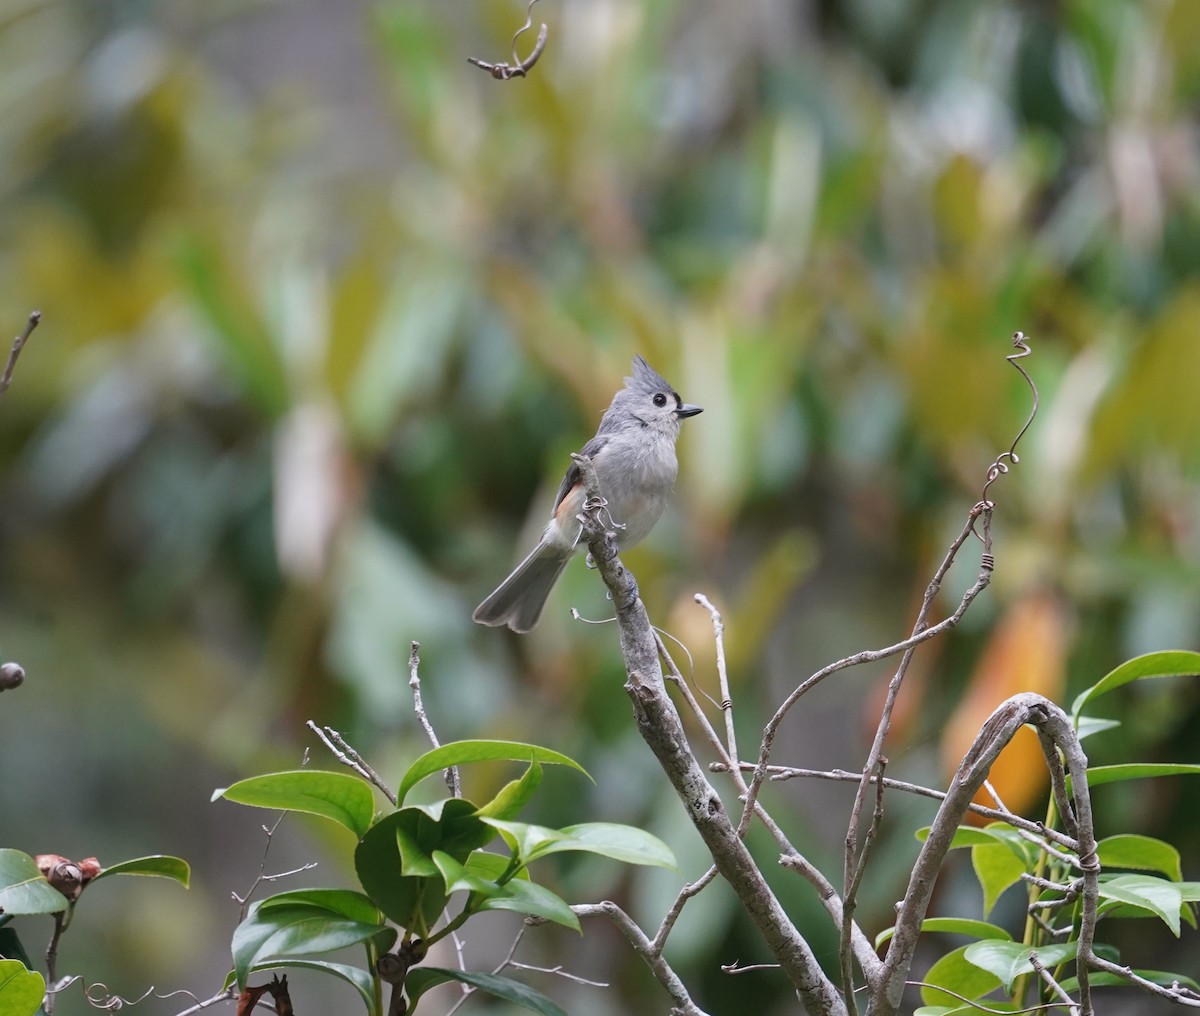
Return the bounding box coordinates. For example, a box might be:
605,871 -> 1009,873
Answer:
574,902 -> 713,1016
308,720 -> 399,805
1029,951 -> 1081,1016
409,641 -> 460,796
0,310 -> 41,402
728,763 -> 1078,851
1084,954 -> 1200,1007
652,866 -> 719,953
571,451 -> 848,1016
874,695 -> 1098,1016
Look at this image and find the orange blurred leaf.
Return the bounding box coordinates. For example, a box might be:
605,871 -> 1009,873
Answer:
941,591 -> 1068,820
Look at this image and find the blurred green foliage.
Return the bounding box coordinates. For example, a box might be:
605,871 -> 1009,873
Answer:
2,0 -> 1199,1012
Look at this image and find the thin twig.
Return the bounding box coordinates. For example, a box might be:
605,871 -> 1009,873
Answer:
308,721 -> 399,805
729,763 -> 1078,850
0,310 -> 40,401
409,641 -> 460,797
652,866 -> 719,953
467,0 -> 548,80
1084,953 -> 1200,1007
231,811 -> 318,918
1029,951 -> 1081,1016
721,961 -> 783,974
694,595 -> 739,765
573,902 -> 713,1016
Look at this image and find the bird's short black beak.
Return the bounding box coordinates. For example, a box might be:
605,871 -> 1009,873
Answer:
676,403 -> 703,419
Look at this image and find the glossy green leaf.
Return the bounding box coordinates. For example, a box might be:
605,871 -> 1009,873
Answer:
405,967 -> 568,1016
397,741 -> 588,803
93,855 -> 190,887
1071,651 -> 1200,719
258,889 -> 383,926
230,900 -> 391,988
0,851 -> 68,916
1097,834 -> 1182,881
475,760 -> 543,821
215,771 -> 376,838
0,958 -> 45,1016
1059,968 -> 1200,993
919,944 -> 1002,1008
478,876 -> 580,931
482,820 -> 675,869
1097,874 -> 1182,936
431,851 -> 502,897
354,801 -> 491,931
915,826 -> 1011,849
875,917 -> 1012,950
1075,716 -> 1120,741
971,842 -> 1029,917
1068,763 -> 1200,794
962,941 -> 1077,990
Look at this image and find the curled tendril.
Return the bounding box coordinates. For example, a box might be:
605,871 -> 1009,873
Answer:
972,332 -> 1038,541
467,0 -> 548,81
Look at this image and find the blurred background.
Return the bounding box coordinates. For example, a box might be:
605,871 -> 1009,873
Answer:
2,0 -> 1199,1012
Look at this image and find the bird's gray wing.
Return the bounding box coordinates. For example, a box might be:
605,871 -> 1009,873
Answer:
552,432 -> 611,512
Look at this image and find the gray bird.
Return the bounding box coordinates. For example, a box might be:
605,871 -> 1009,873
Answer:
473,356 -> 702,632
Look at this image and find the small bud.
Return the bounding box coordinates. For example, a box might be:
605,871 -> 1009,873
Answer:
0,662 -> 25,691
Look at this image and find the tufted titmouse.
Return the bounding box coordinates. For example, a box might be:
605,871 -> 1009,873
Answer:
473,356 -> 702,633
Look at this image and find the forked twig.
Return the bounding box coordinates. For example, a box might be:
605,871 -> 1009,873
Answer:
468,0 -> 548,81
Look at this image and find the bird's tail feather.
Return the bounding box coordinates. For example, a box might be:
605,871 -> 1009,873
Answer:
472,541 -> 573,633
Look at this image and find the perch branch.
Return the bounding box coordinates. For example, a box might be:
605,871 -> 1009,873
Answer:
572,451 -> 848,1016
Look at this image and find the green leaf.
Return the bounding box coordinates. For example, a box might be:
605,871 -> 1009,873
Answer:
475,760 -> 543,821
426,851 -> 578,929
1068,763 -> 1200,793
230,901 -> 391,988
480,820 -> 567,862
93,855 -> 190,887
215,770 -> 376,838
0,851 -> 69,916
916,826 -> 1012,849
1097,834 -> 1182,880
176,234 -> 288,418
919,944 -> 1002,1007
258,889 -> 384,925
962,941 -> 1077,991
1071,651 -> 1200,719
431,851 -> 502,897
353,803 -> 491,931
1059,968 -> 1200,993
1075,716 -> 1120,741
0,958 -> 45,1016
0,928 -> 34,970
397,741 -> 588,803
482,820 -> 675,869
1098,874 -> 1182,936
544,824 -> 676,868
405,967 -> 568,1016
875,918 -> 1012,950
971,842 -> 1029,917
479,877 -> 581,932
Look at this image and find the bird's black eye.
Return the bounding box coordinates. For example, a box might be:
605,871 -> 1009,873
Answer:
652,392 -> 668,407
